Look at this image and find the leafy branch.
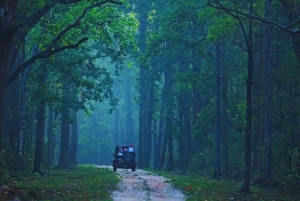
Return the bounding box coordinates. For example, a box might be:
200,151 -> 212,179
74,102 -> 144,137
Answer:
5,0 -> 122,85
207,0 -> 300,34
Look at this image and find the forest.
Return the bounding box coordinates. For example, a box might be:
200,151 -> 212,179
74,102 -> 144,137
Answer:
0,0 -> 300,198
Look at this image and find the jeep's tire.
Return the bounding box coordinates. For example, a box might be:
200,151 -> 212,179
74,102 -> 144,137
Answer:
123,153 -> 133,164
132,167 -> 135,171
113,166 -> 117,171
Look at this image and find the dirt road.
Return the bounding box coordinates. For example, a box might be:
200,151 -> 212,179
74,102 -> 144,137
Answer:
101,166 -> 186,201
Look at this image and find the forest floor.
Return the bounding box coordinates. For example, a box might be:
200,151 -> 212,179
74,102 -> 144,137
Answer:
98,166 -> 186,201
0,165 -> 119,201
1,165 -> 299,200
150,170 -> 300,201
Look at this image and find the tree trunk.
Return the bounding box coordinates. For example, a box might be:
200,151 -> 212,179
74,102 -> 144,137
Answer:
164,67 -> 174,171
115,106 -> 120,144
137,0 -> 150,168
220,41 -> 229,177
178,96 -> 184,171
0,0 -> 29,177
137,18 -> 147,168
144,79 -> 154,168
114,83 -> 120,145
69,109 -> 78,167
264,0 -> 273,182
178,59 -> 192,171
0,0 -> 19,160
57,82 -> 71,169
241,1 -> 254,192
46,107 -> 54,167
278,0 -> 300,64
156,105 -> 164,170
191,50 -> 205,168
158,100 -> 166,170
125,85 -> 134,144
152,120 -> 158,169
252,29 -> 264,177
9,78 -> 21,151
183,95 -> 192,159
214,42 -> 222,179
33,101 -> 46,173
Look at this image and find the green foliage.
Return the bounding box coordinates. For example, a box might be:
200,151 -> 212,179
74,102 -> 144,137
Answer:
193,100 -> 215,139
24,0 -> 138,117
186,153 -> 206,173
151,171 -> 299,201
2,165 -> 118,201
175,72 -> 201,93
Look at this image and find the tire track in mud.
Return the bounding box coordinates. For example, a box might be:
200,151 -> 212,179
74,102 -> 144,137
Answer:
99,166 -> 186,201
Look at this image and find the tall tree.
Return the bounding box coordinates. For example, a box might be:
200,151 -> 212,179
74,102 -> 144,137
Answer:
70,109 -> 78,167
56,81 -> 71,169
33,101 -> 46,173
136,0 -> 152,168
220,41 -> 228,177
264,0 -> 273,182
214,42 -> 222,179
46,107 -> 55,167
208,0 -> 255,192
0,0 -> 123,178
164,64 -> 174,171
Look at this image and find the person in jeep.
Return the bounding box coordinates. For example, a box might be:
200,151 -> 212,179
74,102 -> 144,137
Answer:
113,145 -> 137,172
128,144 -> 134,152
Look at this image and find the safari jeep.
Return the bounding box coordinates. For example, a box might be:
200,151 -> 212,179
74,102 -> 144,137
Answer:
112,145 -> 137,171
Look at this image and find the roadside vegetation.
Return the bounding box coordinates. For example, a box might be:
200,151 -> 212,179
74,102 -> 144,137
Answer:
151,170 -> 299,201
0,165 -> 118,201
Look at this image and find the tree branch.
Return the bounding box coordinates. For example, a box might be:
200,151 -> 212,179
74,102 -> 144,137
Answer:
165,36 -> 206,48
45,0 -> 121,52
233,39 -> 247,52
6,0 -> 122,85
207,0 -> 300,34
5,38 -> 88,85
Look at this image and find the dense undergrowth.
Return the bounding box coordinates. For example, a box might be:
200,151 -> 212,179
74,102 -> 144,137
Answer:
150,170 -> 300,201
0,165 -> 118,201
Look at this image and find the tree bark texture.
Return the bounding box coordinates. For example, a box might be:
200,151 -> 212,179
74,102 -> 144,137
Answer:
151,121 -> 159,169
178,100 -> 184,171
242,2 -> 254,192
114,105 -> 120,145
8,78 -> 21,151
69,109 -> 78,167
46,107 -> 54,167
220,41 -> 228,177
278,0 -> 300,64
143,79 -> 154,168
33,101 -> 46,173
157,104 -> 165,170
137,4 -> 150,168
57,82 -> 71,169
178,59 -> 192,171
164,67 -> 174,171
125,86 -> 134,145
214,42 -> 222,179
0,0 -> 18,97
191,49 -> 206,168
252,34 -> 264,175
264,0 -> 273,181
0,1 -> 18,178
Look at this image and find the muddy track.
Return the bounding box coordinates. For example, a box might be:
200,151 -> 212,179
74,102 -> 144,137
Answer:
99,166 -> 186,201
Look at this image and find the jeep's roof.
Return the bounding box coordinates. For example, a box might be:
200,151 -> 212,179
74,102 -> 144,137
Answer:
116,145 -> 132,147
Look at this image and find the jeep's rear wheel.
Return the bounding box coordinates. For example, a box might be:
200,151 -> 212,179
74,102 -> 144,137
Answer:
132,167 -> 135,171
113,166 -> 117,171
123,153 -> 133,164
